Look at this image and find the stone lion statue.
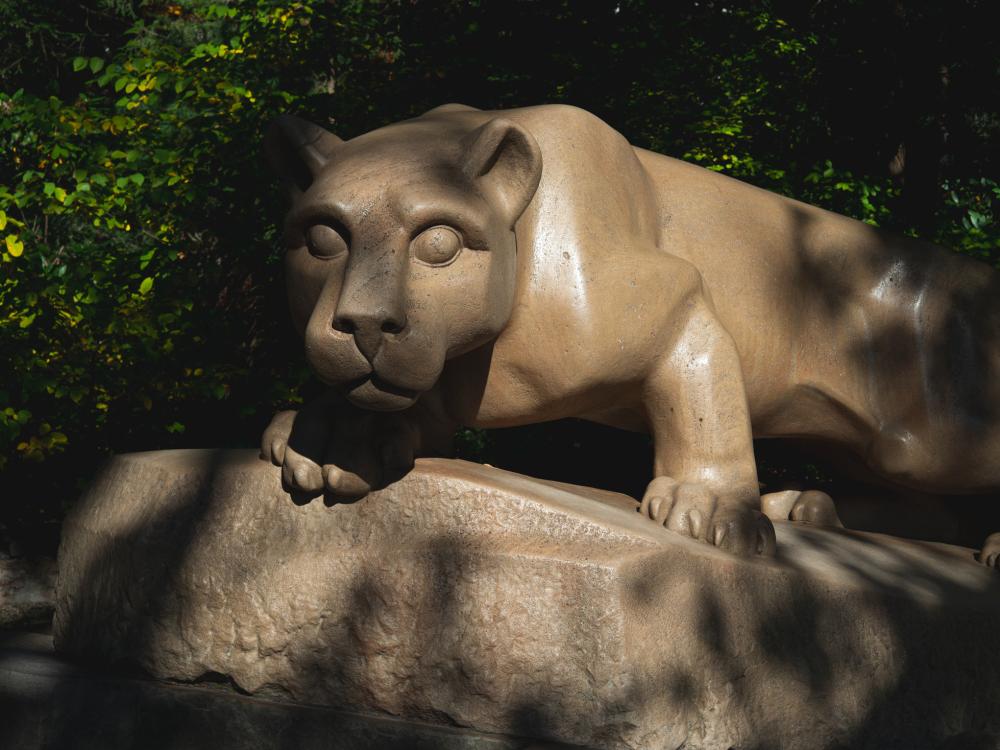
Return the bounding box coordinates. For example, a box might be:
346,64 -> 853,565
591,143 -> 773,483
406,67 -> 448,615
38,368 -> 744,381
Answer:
261,103 -> 1000,562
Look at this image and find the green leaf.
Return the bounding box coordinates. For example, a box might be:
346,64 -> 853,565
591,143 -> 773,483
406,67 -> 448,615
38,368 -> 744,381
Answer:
89,57 -> 104,74
72,57 -> 88,72
5,234 -> 24,257
139,276 -> 154,294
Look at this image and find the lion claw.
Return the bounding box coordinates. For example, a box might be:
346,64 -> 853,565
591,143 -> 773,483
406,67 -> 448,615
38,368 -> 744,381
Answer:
639,477 -> 776,557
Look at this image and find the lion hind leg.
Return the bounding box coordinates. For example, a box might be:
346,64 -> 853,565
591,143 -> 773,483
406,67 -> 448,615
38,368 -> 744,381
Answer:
762,489 -> 844,528
978,532 -> 1000,569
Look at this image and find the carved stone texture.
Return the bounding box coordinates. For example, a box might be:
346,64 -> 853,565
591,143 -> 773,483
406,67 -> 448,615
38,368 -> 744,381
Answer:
56,450 -> 1000,750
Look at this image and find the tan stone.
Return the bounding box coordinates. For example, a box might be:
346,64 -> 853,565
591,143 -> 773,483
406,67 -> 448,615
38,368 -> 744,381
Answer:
261,104 -> 1000,560
55,449 -> 1000,749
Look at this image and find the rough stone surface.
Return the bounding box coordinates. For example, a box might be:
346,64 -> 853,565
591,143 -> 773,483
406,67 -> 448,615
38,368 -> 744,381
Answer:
1,556 -> 57,629
55,449 -> 1000,749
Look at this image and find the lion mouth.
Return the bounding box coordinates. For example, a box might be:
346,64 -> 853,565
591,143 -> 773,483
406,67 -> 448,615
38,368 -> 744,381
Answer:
367,373 -> 419,399
342,373 -> 420,411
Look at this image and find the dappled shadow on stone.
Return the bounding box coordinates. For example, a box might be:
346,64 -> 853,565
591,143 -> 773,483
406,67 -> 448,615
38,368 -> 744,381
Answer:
41,451 -> 1000,749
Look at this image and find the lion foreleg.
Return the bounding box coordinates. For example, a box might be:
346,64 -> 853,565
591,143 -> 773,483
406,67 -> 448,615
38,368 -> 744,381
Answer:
638,291 -> 775,556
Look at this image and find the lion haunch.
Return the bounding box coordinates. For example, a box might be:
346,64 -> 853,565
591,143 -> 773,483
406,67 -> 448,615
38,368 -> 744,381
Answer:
261,103 -> 1000,561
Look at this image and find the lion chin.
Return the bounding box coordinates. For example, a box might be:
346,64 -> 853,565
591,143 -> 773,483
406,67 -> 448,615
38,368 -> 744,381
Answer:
343,375 -> 422,412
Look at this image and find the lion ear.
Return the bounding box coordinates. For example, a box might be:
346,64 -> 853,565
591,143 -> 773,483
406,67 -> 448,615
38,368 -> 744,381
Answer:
264,115 -> 343,196
461,118 -> 542,228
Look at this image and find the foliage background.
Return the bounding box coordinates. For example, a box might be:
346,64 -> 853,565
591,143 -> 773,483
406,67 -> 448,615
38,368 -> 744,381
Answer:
2,0 -> 998,553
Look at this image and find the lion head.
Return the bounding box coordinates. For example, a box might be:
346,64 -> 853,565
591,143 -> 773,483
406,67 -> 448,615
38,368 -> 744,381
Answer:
265,106 -> 543,412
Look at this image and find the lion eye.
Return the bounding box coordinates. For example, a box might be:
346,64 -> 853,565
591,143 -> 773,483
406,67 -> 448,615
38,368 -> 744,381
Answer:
411,226 -> 462,266
305,224 -> 348,259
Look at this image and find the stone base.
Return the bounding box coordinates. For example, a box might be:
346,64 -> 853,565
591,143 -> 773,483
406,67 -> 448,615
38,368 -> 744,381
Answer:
55,450 -> 1000,749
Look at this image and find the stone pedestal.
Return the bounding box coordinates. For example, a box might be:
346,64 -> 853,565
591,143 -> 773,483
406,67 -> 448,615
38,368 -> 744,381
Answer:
55,449 -> 1000,749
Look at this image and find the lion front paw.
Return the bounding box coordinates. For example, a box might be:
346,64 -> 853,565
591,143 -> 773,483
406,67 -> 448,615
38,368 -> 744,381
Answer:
279,447 -> 372,500
260,409 -> 332,497
260,410 -> 297,467
260,401 -> 417,503
639,477 -> 776,557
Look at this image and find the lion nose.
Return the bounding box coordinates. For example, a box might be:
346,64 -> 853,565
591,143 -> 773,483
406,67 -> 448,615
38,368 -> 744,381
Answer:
332,311 -> 407,363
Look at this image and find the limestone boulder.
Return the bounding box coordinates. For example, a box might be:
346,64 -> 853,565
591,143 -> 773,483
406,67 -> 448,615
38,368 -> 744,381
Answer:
55,449 -> 1000,749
